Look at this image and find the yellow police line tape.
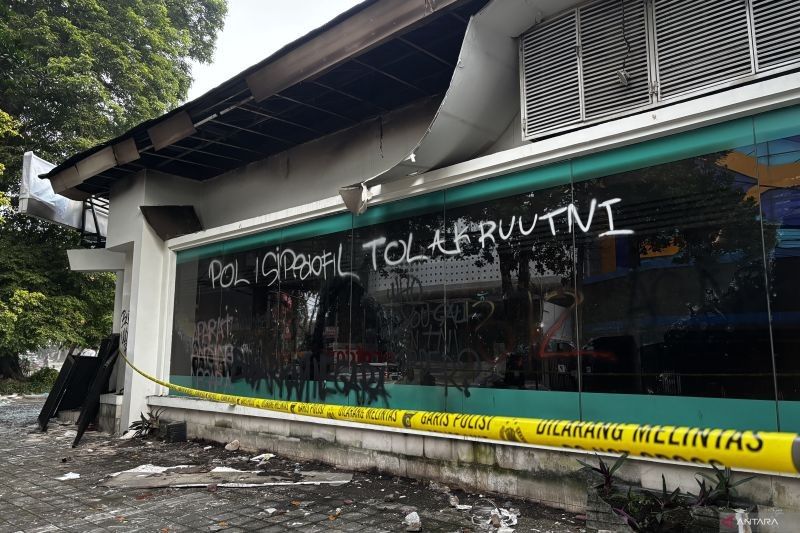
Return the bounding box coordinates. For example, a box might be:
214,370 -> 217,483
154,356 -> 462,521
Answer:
119,349 -> 800,475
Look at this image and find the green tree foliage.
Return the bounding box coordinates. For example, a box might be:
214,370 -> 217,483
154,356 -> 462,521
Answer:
0,0 -> 227,378
0,0 -> 227,163
0,110 -> 18,223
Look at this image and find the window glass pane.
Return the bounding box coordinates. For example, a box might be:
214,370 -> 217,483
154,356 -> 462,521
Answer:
758,135 -> 800,402
350,196 -> 447,407
443,182 -> 578,394
171,258 -> 207,384
221,244 -> 281,397
275,229 -> 354,403
573,145 -> 774,399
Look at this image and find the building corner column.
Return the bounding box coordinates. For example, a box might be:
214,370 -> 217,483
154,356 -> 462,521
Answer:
119,220 -> 168,430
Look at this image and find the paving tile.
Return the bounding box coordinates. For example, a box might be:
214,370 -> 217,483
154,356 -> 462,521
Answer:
1,396 -> 573,533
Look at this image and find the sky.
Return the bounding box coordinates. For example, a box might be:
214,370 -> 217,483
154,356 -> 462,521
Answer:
187,0 -> 363,101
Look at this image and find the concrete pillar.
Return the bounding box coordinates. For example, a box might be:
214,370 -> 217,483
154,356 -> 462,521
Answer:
119,221 -> 168,430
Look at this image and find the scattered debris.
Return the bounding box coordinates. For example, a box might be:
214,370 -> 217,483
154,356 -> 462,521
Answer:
456,504 -> 473,511
250,453 -> 274,463
56,472 -> 80,481
210,466 -> 251,473
104,466 -> 353,489
470,498 -> 519,530
428,480 -> 450,493
224,439 -> 240,451
203,445 -> 213,450
109,464 -> 191,477
449,494 -> 460,507
263,508 -> 278,517
0,394 -> 20,407
404,511 -> 421,532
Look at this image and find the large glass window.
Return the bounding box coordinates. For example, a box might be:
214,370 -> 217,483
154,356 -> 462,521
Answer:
170,105 -> 800,430
573,147 -> 774,399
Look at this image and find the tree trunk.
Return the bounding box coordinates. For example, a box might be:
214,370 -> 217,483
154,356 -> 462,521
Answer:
0,352 -> 24,380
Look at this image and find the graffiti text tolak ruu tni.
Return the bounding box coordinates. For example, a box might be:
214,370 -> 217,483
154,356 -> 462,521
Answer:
207,197 -> 633,289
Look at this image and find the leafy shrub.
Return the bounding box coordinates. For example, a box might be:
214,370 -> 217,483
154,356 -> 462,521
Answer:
0,366 -> 59,394
28,367 -> 58,388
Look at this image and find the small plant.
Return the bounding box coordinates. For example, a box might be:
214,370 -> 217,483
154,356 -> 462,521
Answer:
649,474 -> 682,511
637,474 -> 684,528
696,464 -> 755,507
577,452 -> 628,494
689,477 -> 713,507
612,506 -> 643,532
127,407 -> 165,438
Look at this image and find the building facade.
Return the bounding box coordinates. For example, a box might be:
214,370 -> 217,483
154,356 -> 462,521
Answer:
40,0 -> 800,511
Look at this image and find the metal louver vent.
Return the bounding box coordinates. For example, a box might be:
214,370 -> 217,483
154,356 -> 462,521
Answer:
654,0 -> 753,99
752,0 -> 800,71
520,0 -> 800,141
581,0 -> 651,119
521,11 -> 581,137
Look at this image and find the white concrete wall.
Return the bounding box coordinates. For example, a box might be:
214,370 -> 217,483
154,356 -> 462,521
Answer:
105,170 -> 202,423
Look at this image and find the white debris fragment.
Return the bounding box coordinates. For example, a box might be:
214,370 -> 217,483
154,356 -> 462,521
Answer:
210,466 -> 248,473
56,472 -> 80,481
471,498 -> 519,529
448,494 -> 460,507
109,464 -> 191,477
119,430 -> 136,440
250,453 -> 275,463
404,511 -> 421,532
0,394 -> 20,406
264,508 -> 278,516
224,439 -> 240,451
456,504 -> 473,511
203,445 -> 213,450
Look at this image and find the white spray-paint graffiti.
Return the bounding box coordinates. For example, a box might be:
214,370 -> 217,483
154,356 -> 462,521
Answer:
209,242 -> 357,288
207,198 -> 633,289
191,314 -> 235,378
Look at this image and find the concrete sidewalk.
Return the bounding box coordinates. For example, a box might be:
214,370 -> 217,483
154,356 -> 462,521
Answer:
0,396 -> 583,532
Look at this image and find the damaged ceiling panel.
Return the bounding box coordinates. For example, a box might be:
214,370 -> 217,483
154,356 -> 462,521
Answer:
43,0 -> 490,198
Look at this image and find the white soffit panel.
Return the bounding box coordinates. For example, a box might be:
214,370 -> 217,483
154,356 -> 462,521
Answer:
76,146 -> 116,180
113,137 -> 140,165
147,111 -> 197,151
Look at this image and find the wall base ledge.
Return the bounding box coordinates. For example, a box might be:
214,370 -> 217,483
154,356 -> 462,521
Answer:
147,395 -> 800,517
